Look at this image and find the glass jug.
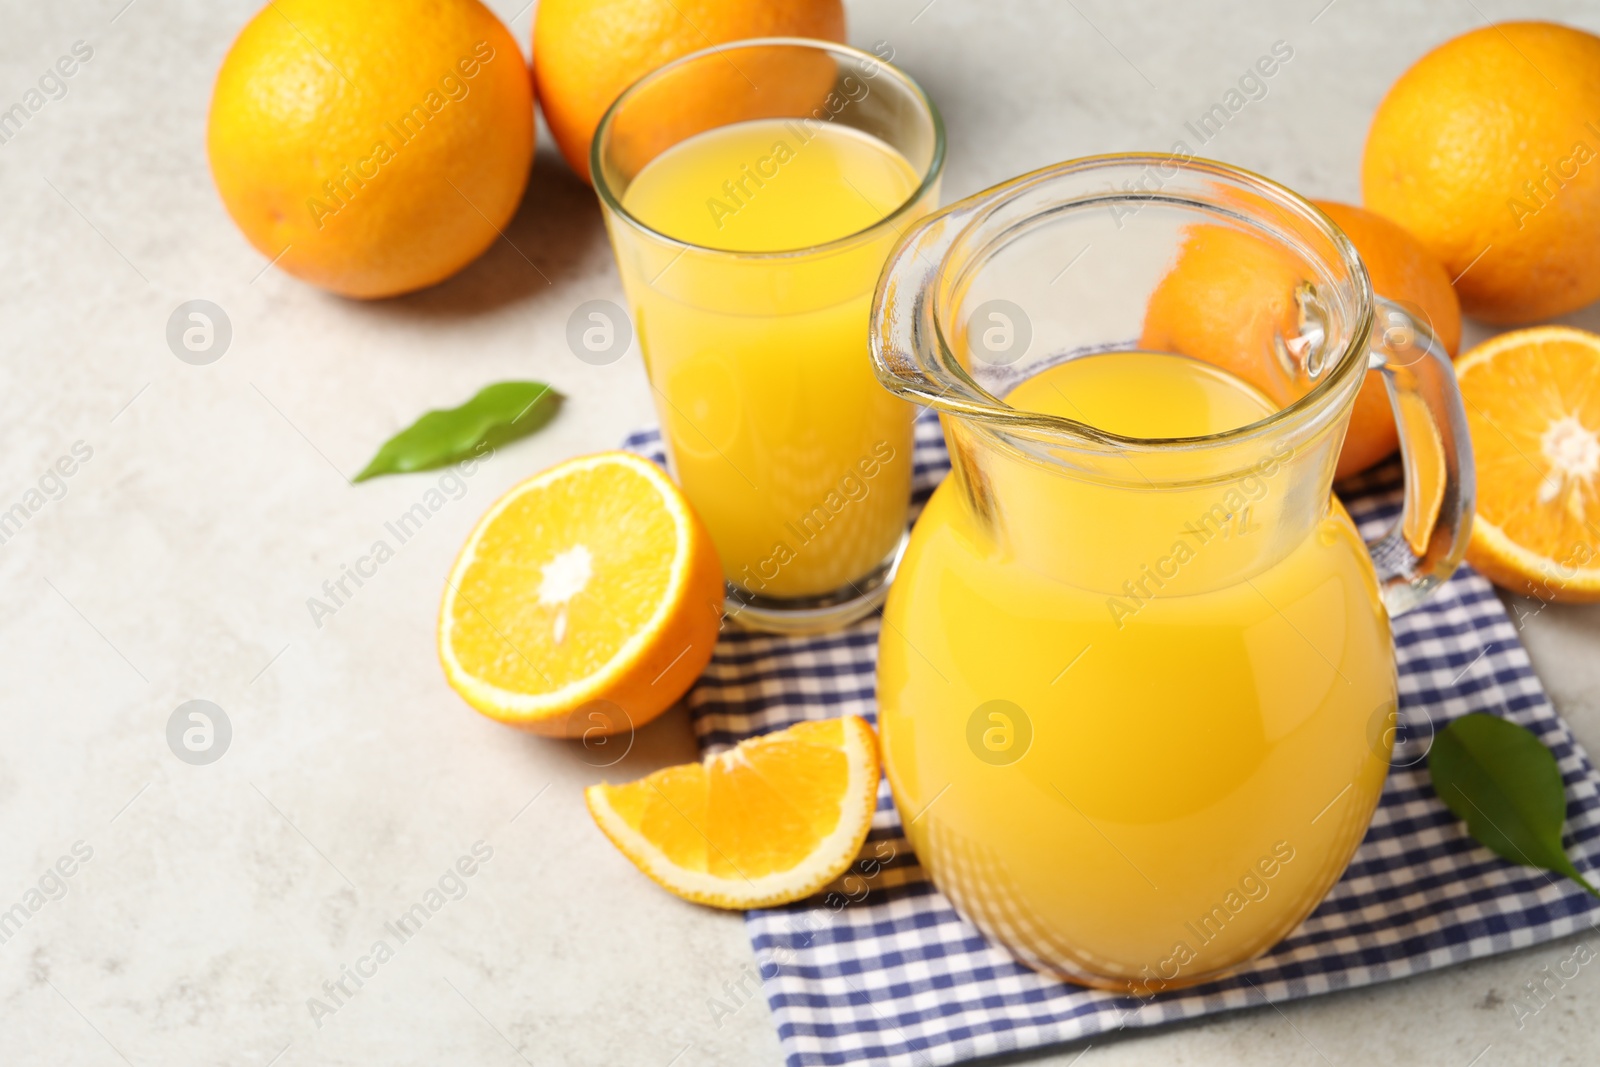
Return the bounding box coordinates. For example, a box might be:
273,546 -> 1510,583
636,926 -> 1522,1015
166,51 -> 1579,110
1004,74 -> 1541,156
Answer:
870,156 -> 1474,992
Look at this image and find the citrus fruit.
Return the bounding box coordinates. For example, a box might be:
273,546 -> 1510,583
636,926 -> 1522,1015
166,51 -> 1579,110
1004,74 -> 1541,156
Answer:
1361,21 -> 1600,323
586,716 -> 880,908
597,42 -> 843,192
532,0 -> 846,183
1139,223 -> 1309,409
439,452 -> 724,735
208,0 -> 534,298
1457,326 -> 1600,601
1313,200 -> 1463,480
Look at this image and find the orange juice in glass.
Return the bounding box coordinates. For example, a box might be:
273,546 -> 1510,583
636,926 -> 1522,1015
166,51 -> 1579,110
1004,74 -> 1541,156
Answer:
871,157 -> 1475,990
592,39 -> 944,632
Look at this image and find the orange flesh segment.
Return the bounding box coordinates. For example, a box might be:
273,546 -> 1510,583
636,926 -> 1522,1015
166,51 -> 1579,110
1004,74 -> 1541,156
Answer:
599,719 -> 855,880
1465,334 -> 1600,556
448,460 -> 677,694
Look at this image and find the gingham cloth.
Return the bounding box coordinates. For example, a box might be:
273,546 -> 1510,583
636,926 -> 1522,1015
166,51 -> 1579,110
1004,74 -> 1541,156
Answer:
624,411 -> 1600,1067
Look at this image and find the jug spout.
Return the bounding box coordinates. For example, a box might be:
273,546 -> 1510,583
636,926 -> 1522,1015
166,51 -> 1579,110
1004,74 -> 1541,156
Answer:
870,201 -> 987,415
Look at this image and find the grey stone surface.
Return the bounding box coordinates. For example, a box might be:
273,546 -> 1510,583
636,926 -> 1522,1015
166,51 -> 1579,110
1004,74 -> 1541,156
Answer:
3,0 -> 1599,1063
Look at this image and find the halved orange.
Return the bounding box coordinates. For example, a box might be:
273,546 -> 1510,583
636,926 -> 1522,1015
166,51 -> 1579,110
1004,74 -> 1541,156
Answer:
1458,327 -> 1600,601
438,451 -> 724,735
586,716 -> 880,909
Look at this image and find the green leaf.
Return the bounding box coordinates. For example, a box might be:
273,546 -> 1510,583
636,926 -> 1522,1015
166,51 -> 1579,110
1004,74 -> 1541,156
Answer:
354,381 -> 562,482
1428,712 -> 1599,897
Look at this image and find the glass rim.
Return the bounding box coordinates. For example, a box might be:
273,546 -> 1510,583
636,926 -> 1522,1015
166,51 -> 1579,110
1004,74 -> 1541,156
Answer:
913,154 -> 1375,455
589,36 -> 947,260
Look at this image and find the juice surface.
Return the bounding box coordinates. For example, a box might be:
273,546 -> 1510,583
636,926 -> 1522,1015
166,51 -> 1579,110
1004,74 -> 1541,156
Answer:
618,119 -> 927,599
878,351 -> 1395,989
623,119 -> 920,251
1006,349 -> 1272,438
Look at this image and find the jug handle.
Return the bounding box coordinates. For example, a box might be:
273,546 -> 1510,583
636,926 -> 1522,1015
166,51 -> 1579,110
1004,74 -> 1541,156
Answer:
1363,296 -> 1476,616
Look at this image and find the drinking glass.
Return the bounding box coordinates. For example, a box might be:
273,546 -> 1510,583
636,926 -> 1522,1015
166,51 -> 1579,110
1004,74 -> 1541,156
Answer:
592,38 -> 944,632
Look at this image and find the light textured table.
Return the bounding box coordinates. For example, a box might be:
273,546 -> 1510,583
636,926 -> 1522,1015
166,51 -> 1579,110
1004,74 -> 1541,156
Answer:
5,0 -> 1600,1063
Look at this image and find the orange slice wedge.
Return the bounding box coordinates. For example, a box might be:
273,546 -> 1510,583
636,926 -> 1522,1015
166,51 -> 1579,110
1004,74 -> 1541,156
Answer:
438,451 -> 724,735
586,716 -> 880,909
1457,326 -> 1600,601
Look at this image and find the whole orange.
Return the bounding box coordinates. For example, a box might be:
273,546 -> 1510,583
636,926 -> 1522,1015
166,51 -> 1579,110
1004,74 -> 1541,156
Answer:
1361,21 -> 1600,323
533,0 -> 846,183
1139,208 -> 1462,480
208,0 -> 533,299
1313,201 -> 1462,480
1139,224 -> 1309,411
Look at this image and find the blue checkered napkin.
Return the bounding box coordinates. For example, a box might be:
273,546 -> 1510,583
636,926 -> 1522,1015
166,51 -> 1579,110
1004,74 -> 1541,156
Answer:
623,412 -> 1600,1067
